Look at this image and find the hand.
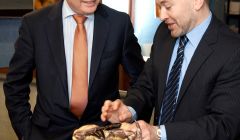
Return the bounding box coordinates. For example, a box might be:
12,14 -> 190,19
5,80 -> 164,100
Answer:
101,99 -> 132,123
129,120 -> 159,140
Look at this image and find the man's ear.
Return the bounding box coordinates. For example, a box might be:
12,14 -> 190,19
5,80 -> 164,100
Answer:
194,0 -> 205,11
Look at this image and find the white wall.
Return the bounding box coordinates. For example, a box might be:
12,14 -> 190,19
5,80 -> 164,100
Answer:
103,0 -> 161,57
134,0 -> 161,56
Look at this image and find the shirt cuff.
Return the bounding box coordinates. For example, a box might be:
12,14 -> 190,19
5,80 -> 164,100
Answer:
127,106 -> 138,121
160,125 -> 167,140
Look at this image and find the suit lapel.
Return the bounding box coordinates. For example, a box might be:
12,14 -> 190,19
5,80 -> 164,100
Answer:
153,24 -> 176,117
177,16 -> 218,104
89,5 -> 109,90
157,38 -> 176,110
46,1 -> 68,98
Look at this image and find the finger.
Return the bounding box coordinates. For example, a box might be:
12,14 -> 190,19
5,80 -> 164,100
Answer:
101,112 -> 108,121
100,115 -> 106,121
101,105 -> 112,113
102,100 -> 113,111
101,101 -> 114,116
127,123 -> 142,140
138,120 -> 153,140
101,100 -> 114,121
112,99 -> 122,110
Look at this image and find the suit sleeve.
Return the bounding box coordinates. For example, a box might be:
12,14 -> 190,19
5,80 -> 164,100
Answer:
123,42 -> 156,122
123,23 -> 167,122
165,47 -> 240,140
120,15 -> 145,86
3,16 -> 34,139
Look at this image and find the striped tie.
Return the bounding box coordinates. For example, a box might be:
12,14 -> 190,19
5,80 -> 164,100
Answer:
160,35 -> 188,124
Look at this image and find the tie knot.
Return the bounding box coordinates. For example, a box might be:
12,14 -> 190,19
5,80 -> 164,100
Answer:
73,14 -> 87,24
179,35 -> 188,47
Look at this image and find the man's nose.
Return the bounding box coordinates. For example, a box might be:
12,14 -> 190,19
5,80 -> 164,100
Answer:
159,8 -> 168,21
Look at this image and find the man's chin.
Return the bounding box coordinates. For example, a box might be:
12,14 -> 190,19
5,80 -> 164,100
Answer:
171,31 -> 183,38
82,8 -> 97,14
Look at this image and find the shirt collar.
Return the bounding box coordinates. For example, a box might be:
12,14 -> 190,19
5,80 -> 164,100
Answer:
62,0 -> 94,20
186,12 -> 212,48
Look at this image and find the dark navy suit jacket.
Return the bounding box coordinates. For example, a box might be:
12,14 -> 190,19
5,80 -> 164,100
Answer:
124,15 -> 240,140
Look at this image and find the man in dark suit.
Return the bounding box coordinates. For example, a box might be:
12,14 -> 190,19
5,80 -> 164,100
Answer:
3,0 -> 144,140
101,0 -> 240,139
